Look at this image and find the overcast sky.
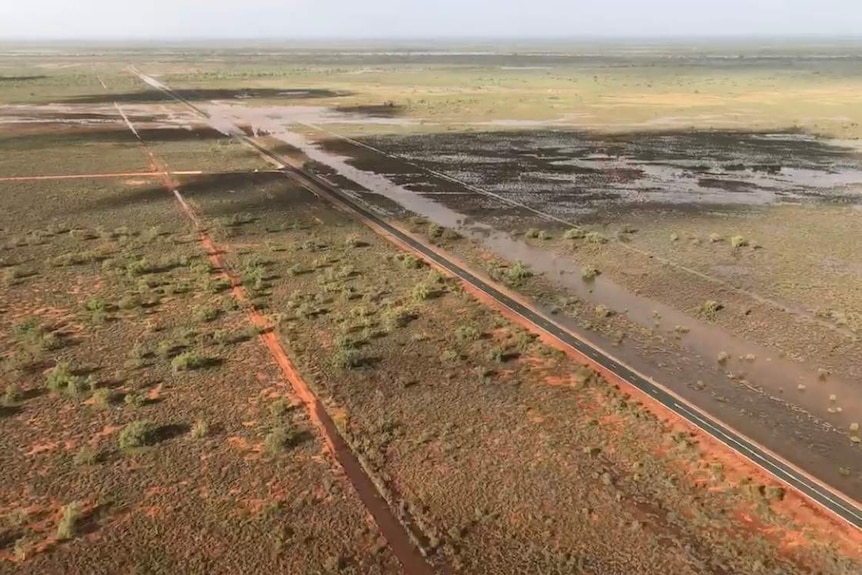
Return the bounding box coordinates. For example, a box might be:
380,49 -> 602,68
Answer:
1,0 -> 861,40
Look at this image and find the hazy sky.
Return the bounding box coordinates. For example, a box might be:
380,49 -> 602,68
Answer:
1,0 -> 861,40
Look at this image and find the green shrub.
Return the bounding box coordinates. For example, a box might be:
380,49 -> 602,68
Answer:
269,398 -> 291,418
585,232 -> 608,245
56,502 -> 82,541
581,266 -> 600,281
441,228 -> 462,241
193,305 -> 220,323
46,363 -> 86,396
412,283 -> 433,303
84,298 -> 109,312
455,325 -> 480,342
12,317 -> 41,340
190,419 -> 210,439
2,383 -> 23,407
335,347 -> 362,370
730,235 -> 749,248
564,227 -> 587,240
73,446 -> 100,466
118,420 -> 156,450
171,351 -> 208,372
524,228 -> 540,239
397,254 -> 424,269
92,388 -> 116,408
487,347 -> 506,363
700,300 -> 723,318
264,426 -> 291,454
117,295 -> 142,310
504,261 -> 533,285
594,305 -> 612,318
383,306 -> 414,330
3,267 -> 24,285
124,392 -> 146,408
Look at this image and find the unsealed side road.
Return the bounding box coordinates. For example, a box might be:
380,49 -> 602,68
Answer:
128,67 -> 862,534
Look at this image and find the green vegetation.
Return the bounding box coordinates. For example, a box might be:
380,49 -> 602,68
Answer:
564,227 -> 586,240
193,304 -> 220,323
585,232 -> 608,245
581,266 -> 601,281
264,426 -> 292,454
92,388 -> 116,408
397,254 -> 424,269
269,398 -> 291,418
2,383 -> 23,407
124,392 -> 147,408
118,420 -> 156,450
730,235 -> 749,248
171,351 -> 209,372
700,300 -> 724,318
56,502 -> 83,541
46,363 -> 87,396
73,445 -> 101,466
190,418 -> 210,439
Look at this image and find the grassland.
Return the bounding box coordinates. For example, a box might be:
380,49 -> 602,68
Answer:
1,45 -> 861,573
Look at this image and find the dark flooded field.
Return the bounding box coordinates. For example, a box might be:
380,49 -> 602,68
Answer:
350,130 -> 862,220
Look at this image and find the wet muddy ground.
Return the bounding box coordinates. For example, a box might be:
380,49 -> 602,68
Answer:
355,129 -> 862,215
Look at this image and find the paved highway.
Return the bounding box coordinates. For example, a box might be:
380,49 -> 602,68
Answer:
129,66 -> 862,532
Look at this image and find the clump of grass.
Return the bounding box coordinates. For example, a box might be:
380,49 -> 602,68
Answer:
412,282 -> 433,303
344,234 -> 363,248
193,305 -> 220,323
585,232 -> 608,245
118,420 -> 156,450
594,304 -> 613,318
124,392 -> 146,408
670,233 -> 680,242
92,388 -> 116,409
117,295 -> 142,310
73,446 -> 100,466
190,418 -> 210,439
524,228 -> 541,239
171,351 -> 208,372
700,300 -> 724,318
12,316 -> 42,340
335,347 -> 363,370
269,398 -> 291,418
397,254 -> 424,269
264,426 -> 292,454
455,324 -> 480,342
427,223 -> 443,239
12,317 -> 63,351
56,502 -> 83,541
504,261 -> 533,285
2,383 -> 23,407
3,267 -> 25,286
487,347 -> 506,363
383,306 -> 414,330
440,349 -> 460,363
46,363 -> 87,396
441,228 -> 462,241
730,235 -> 749,248
581,266 -> 601,281
564,227 -> 586,240
709,233 -> 723,243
